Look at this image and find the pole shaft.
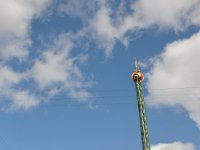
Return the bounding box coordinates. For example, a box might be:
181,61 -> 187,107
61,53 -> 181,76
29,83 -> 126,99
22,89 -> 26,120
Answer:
135,82 -> 151,150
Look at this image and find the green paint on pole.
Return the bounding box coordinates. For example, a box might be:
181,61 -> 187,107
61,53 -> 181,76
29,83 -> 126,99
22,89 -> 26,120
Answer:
132,65 -> 151,150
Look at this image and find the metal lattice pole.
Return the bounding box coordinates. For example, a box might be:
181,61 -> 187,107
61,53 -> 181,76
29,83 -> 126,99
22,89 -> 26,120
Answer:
132,65 -> 151,150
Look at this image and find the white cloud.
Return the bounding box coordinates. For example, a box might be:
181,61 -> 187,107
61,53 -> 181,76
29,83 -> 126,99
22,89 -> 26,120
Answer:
89,5 -> 116,56
132,0 -> 200,31
31,33 -> 92,100
146,31 -> 200,128
0,0 -> 52,60
0,1 -> 94,111
32,40 -> 73,88
0,0 -> 53,111
60,0 -> 200,55
0,66 -> 39,111
152,142 -> 195,150
10,91 -> 40,111
0,66 -> 23,88
0,33 -> 92,111
59,0 -> 100,19
59,0 -> 138,55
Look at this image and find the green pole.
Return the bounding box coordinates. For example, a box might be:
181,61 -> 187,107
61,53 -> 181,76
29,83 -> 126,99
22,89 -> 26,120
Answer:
132,66 -> 151,150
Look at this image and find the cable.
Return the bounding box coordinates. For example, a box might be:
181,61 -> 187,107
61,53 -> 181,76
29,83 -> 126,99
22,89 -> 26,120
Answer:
148,86 -> 200,90
0,86 -> 200,96
0,135 -> 13,150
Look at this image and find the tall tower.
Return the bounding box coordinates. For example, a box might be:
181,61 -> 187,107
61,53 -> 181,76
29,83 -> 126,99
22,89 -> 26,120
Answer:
131,64 -> 151,150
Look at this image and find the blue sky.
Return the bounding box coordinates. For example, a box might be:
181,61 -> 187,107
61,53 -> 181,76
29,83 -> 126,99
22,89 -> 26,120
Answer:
0,0 -> 200,150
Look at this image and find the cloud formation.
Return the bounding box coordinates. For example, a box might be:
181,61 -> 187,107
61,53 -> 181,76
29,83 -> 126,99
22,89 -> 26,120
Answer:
146,31 -> 200,128
0,33 -> 92,111
133,0 -> 200,31
0,0 -> 53,111
1,0 -> 200,112
0,0 -> 91,111
60,0 -> 200,129
60,0 -> 200,55
0,65 -> 40,111
31,33 -> 92,99
152,142 -> 195,150
0,0 -> 52,60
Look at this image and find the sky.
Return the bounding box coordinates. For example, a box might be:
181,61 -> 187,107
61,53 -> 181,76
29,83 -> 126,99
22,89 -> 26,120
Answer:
0,0 -> 200,150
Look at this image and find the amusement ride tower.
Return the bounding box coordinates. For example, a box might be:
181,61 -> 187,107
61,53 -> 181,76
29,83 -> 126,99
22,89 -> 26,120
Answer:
131,64 -> 151,150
